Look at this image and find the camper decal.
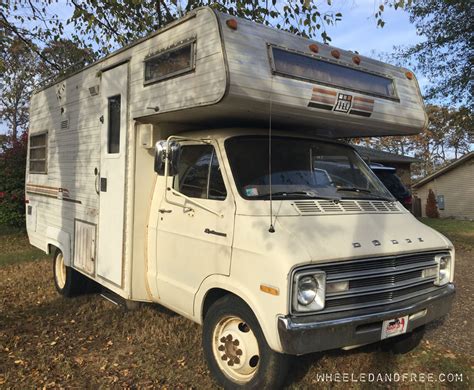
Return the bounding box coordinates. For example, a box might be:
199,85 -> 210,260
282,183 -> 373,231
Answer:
333,93 -> 353,113
307,87 -> 374,117
26,183 -> 82,204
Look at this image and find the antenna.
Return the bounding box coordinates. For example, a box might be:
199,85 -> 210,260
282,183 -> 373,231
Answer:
268,78 -> 275,233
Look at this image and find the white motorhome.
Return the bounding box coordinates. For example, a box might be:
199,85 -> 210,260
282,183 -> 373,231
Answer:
26,7 -> 455,388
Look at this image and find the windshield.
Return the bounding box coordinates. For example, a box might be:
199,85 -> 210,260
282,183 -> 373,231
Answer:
373,170 -> 409,198
225,136 -> 394,201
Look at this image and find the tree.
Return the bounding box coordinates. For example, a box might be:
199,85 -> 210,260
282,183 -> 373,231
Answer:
0,38 -> 37,140
396,0 -> 472,109
352,105 -> 472,178
0,131 -> 27,227
425,189 -> 439,218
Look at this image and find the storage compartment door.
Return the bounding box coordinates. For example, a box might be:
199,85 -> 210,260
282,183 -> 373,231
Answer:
73,220 -> 96,275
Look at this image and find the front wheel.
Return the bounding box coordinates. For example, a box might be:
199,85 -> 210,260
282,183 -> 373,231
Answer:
53,249 -> 86,297
203,295 -> 289,389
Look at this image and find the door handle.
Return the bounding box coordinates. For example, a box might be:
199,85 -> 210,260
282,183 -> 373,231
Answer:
159,209 -> 172,214
204,228 -> 227,237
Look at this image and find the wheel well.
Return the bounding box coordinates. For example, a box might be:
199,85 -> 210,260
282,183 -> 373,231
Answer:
202,288 -> 236,321
48,244 -> 60,256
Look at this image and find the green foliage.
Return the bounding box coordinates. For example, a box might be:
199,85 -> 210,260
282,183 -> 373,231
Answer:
425,189 -> 439,219
397,0 -> 472,108
0,132 -> 27,227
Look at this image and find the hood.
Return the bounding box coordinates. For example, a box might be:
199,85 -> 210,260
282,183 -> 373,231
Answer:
274,212 -> 452,264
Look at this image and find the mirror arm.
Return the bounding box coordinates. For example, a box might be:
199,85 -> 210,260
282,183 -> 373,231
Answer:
167,187 -> 223,218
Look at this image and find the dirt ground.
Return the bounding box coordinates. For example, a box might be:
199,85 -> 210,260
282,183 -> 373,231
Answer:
0,224 -> 473,388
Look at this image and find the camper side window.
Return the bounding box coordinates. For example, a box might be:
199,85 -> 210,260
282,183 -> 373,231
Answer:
144,41 -> 195,84
174,145 -> 227,201
108,95 -> 121,154
29,133 -> 47,174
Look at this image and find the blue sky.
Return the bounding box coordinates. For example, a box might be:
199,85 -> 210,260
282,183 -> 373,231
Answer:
1,1 -> 423,135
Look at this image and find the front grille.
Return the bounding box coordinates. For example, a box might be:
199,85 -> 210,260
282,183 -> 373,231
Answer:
293,251 -> 446,315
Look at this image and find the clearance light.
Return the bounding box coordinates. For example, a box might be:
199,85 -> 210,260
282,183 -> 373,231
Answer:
352,55 -> 361,65
405,71 -> 414,80
331,49 -> 340,59
309,43 -> 319,53
226,19 -> 238,30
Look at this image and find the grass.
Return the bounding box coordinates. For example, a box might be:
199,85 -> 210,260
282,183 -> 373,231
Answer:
0,223 -> 473,388
419,218 -> 474,250
0,226 -> 48,266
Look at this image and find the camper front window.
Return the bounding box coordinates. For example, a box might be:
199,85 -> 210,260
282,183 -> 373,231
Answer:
225,136 -> 394,201
144,41 -> 195,84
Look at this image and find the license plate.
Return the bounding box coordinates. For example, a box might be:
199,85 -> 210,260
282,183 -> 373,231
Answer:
381,316 -> 408,339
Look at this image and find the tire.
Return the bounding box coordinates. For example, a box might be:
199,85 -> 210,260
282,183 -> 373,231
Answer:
382,325 -> 425,355
202,295 -> 289,389
53,249 -> 86,297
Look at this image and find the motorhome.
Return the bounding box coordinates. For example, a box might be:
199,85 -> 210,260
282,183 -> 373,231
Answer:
26,7 -> 455,388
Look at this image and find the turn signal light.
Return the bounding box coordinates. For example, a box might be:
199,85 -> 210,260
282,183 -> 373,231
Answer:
226,19 -> 238,30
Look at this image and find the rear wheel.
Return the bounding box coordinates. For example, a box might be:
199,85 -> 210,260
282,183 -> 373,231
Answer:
53,249 -> 86,297
203,295 -> 289,389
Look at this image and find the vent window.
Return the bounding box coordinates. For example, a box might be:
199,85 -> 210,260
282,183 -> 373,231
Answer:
270,46 -> 397,100
144,40 -> 195,85
29,133 -> 48,174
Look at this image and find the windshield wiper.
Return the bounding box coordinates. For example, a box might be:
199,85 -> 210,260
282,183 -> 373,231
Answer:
336,187 -> 394,202
336,187 -> 372,194
252,191 -> 341,201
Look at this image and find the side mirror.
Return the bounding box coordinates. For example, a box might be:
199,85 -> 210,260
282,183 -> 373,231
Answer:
154,140 -> 181,176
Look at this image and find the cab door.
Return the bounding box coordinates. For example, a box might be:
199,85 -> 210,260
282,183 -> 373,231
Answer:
155,143 -> 234,315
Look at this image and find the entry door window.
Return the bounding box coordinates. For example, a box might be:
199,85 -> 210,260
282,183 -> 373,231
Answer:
108,95 -> 121,154
174,145 -> 227,200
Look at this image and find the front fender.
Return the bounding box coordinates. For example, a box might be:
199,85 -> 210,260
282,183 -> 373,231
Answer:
194,274 -> 285,353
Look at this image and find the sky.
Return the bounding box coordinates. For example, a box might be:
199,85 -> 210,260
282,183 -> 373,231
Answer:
1,1 -> 424,135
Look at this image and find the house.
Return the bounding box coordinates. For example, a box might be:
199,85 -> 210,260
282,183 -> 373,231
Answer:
412,152 -> 474,220
353,146 -> 421,188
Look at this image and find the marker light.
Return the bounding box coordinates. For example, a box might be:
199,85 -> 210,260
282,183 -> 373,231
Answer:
226,19 -> 238,30
309,43 -> 319,53
331,49 -> 340,59
405,71 -> 414,80
352,55 -> 361,65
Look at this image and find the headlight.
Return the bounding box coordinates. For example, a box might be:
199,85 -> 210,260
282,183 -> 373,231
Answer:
297,276 -> 318,305
434,254 -> 452,286
293,271 -> 326,312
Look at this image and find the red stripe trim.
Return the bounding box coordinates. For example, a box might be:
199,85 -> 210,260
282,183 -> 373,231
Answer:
312,87 -> 337,96
311,96 -> 337,105
354,96 -> 374,104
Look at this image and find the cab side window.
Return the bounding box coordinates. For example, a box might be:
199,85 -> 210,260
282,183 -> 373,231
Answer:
174,145 -> 227,200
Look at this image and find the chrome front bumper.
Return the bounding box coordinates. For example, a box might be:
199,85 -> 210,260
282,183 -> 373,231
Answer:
278,284 -> 455,355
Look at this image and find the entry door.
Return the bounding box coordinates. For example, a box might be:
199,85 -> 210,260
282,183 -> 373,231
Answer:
97,63 -> 128,286
155,144 -> 235,315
